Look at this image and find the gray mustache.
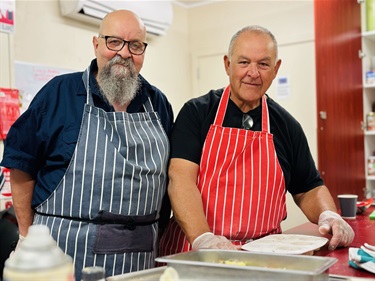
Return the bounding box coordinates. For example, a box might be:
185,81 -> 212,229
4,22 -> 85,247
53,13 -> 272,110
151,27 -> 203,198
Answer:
110,57 -> 132,67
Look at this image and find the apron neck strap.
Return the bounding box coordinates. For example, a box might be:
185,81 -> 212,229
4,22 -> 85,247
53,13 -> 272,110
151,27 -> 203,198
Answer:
82,66 -> 94,105
261,95 -> 270,132
213,85 -> 270,133
213,85 -> 230,126
143,98 -> 154,112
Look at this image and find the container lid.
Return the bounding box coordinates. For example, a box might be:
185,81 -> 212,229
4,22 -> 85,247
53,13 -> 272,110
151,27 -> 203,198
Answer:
81,266 -> 105,281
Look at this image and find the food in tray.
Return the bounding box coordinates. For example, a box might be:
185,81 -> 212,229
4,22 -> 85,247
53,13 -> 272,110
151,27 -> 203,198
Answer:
159,267 -> 180,281
217,258 -> 288,270
155,249 -> 338,280
218,259 -> 247,266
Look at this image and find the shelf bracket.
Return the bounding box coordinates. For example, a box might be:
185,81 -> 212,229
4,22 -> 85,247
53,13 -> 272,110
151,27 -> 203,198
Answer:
359,50 -> 366,59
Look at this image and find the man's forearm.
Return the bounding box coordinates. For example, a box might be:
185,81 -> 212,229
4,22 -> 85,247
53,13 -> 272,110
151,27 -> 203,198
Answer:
10,168 -> 36,236
169,181 -> 211,244
168,159 -> 212,244
293,185 -> 337,224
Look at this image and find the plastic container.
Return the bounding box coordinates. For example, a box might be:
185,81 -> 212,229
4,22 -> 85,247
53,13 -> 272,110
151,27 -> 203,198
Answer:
366,112 -> 375,131
3,224 -> 75,281
81,266 -> 106,281
368,156 -> 375,176
366,0 -> 375,31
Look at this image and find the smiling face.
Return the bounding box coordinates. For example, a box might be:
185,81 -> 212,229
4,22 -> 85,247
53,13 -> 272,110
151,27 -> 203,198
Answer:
224,29 -> 281,112
91,10 -> 147,106
93,10 -> 147,76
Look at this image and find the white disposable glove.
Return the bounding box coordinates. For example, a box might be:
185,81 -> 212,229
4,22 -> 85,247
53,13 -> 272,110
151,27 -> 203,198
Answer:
10,234 -> 26,256
192,232 -> 238,250
318,210 -> 354,250
17,234 -> 26,248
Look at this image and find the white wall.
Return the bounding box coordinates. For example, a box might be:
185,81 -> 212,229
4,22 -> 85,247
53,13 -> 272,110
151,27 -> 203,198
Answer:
187,0 -> 316,153
0,0 -> 317,229
7,0 -> 192,114
141,4 -> 191,113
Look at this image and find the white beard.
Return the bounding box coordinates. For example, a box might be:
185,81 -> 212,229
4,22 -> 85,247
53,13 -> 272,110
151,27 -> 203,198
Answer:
98,56 -> 140,106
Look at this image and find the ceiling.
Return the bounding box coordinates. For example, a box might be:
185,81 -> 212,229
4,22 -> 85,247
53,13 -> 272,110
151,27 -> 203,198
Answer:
173,0 -> 216,8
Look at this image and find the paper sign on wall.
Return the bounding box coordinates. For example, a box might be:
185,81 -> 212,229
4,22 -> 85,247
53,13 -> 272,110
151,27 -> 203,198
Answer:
0,0 -> 15,33
15,61 -> 73,113
275,76 -> 291,99
0,88 -> 20,140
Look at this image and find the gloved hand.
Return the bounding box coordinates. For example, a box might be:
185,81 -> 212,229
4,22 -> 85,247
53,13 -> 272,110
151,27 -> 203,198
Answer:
10,234 -> 26,256
318,210 -> 354,251
17,234 -> 26,249
192,232 -> 238,250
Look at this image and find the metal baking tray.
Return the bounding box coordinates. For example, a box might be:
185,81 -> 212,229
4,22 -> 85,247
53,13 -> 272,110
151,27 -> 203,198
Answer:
155,249 -> 337,281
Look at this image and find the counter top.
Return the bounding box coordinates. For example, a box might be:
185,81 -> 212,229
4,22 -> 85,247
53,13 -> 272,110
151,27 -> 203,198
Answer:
284,206 -> 375,280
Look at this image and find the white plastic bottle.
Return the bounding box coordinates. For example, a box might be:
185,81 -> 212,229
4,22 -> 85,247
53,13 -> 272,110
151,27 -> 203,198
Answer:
3,224 -> 75,281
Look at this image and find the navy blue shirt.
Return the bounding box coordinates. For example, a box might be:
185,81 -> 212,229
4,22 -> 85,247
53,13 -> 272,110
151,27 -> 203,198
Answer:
1,59 -> 174,207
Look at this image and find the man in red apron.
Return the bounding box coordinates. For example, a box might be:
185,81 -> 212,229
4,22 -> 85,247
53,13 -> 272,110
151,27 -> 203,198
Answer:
159,25 -> 354,255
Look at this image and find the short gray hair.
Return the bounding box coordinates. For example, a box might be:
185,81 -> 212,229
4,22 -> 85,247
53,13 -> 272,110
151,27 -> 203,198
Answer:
228,25 -> 278,60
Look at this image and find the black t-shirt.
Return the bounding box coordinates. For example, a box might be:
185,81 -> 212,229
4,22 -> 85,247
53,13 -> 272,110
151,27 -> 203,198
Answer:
170,88 -> 324,195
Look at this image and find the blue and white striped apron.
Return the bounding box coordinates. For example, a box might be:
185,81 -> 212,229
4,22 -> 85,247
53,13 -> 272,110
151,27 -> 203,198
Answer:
34,66 -> 169,280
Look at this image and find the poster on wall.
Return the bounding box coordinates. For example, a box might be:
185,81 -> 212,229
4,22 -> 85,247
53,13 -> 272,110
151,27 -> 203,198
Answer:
0,0 -> 15,33
0,166 -> 12,211
15,61 -> 73,113
0,87 -> 20,140
275,75 -> 291,100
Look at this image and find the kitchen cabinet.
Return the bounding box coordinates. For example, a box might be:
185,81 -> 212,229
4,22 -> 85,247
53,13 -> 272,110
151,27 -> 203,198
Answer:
360,0 -> 375,200
315,0 -> 364,205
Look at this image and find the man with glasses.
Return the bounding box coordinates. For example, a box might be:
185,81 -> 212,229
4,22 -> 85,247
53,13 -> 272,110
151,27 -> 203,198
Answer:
1,10 -> 173,280
159,25 -> 354,255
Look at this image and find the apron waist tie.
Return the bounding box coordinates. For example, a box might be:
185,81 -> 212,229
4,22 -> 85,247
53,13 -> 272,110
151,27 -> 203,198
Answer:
34,210 -> 159,230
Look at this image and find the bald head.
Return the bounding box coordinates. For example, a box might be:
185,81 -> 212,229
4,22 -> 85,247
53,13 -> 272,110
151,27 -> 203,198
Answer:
99,10 -> 146,41
94,9 -> 147,76
228,25 -> 278,61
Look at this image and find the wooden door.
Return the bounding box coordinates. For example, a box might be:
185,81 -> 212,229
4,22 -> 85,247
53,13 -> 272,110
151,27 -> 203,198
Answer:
315,0 -> 365,207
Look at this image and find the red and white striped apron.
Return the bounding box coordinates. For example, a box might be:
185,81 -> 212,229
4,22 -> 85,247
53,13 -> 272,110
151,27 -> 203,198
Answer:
159,85 -> 286,255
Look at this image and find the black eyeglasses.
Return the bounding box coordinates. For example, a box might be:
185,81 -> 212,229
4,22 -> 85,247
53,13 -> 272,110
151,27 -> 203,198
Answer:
98,35 -> 148,55
242,114 -> 254,130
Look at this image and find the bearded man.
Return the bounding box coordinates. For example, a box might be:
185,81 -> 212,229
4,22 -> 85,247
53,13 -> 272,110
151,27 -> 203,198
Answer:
1,10 -> 173,281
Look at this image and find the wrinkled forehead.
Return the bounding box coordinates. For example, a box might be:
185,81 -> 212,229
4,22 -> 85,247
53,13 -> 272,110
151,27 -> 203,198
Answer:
100,11 -> 146,40
233,31 -> 277,59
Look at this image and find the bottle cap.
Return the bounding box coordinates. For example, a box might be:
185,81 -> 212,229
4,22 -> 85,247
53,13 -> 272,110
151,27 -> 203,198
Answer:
81,266 -> 105,281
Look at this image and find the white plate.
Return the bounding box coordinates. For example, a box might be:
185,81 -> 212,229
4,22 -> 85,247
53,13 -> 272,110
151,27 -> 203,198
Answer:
241,234 -> 328,255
